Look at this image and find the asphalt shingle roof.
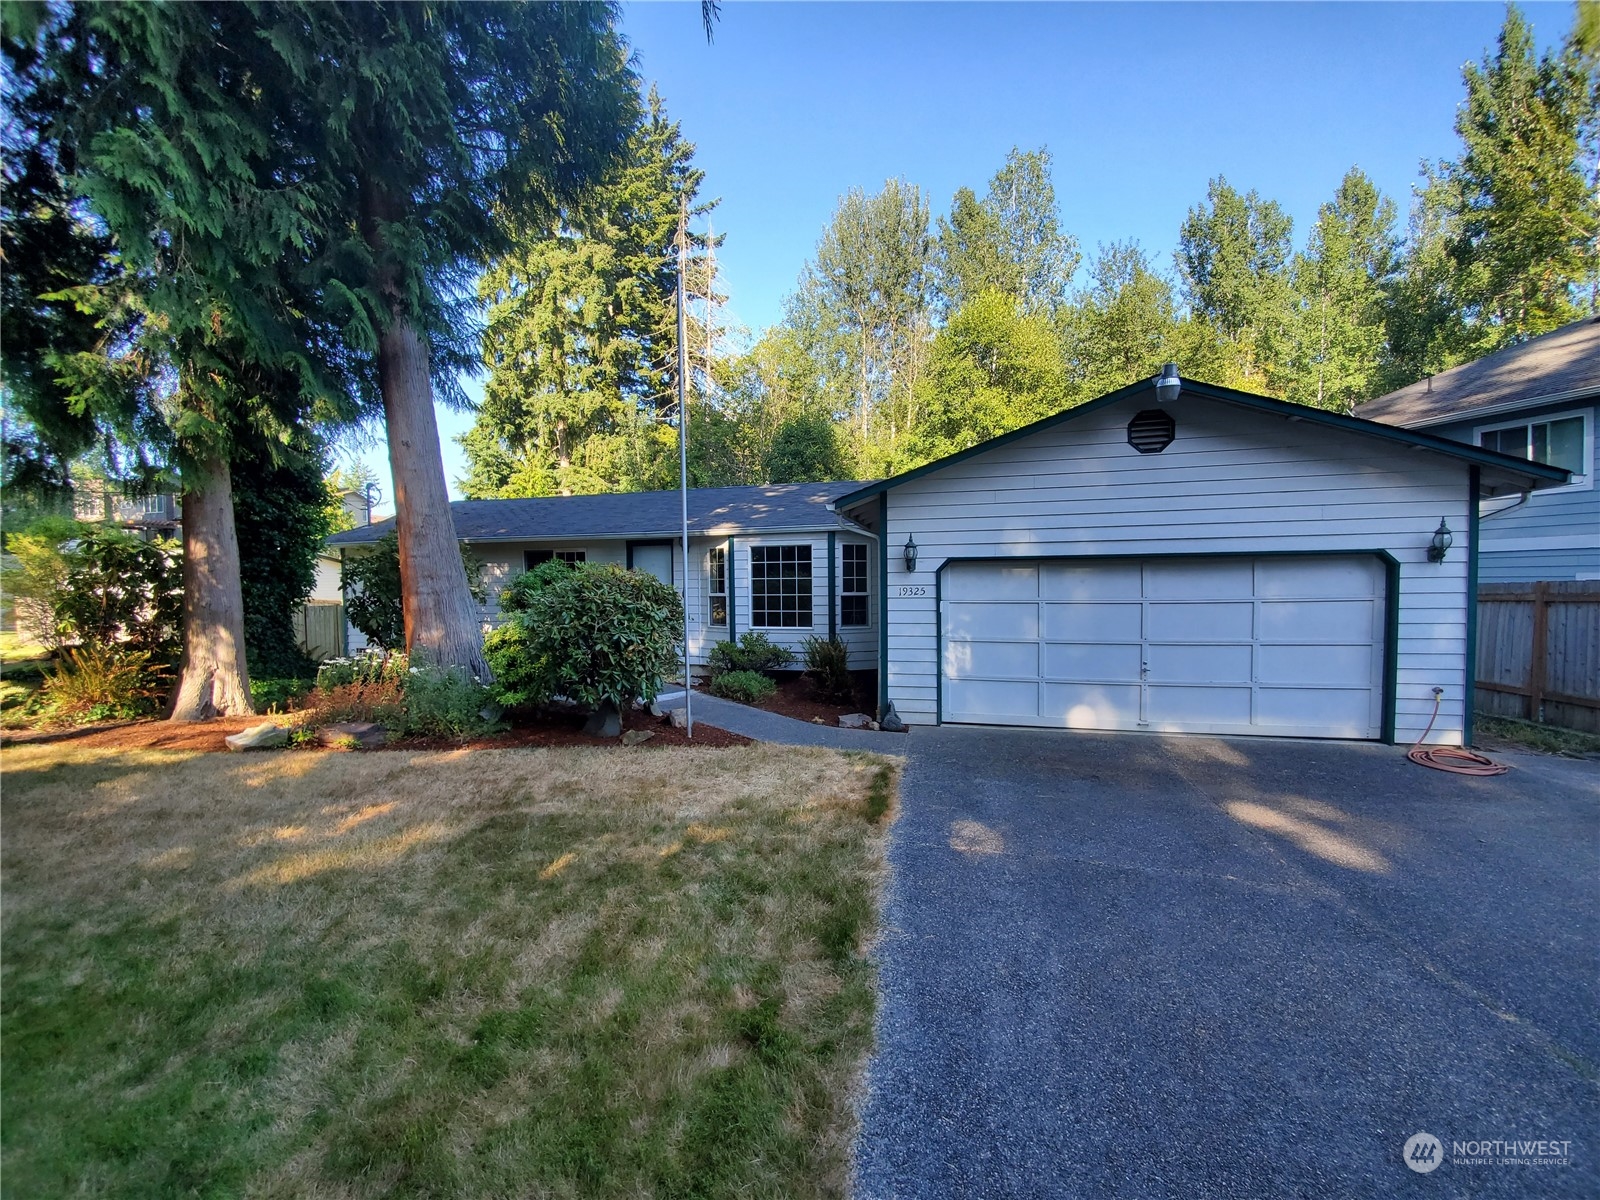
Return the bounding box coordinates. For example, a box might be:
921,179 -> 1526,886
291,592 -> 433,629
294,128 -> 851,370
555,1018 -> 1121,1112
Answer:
326,480 -> 877,547
1355,315 -> 1600,428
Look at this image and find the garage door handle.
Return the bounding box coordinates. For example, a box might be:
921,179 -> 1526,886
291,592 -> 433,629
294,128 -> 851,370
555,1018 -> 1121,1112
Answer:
1140,660 -> 1149,679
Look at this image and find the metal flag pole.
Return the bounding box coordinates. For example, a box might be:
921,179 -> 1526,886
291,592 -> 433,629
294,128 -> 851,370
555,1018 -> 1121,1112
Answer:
676,202 -> 692,738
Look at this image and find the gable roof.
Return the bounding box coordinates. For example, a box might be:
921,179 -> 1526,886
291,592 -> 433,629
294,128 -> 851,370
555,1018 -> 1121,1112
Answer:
326,480 -> 878,548
1354,316 -> 1600,429
833,374 -> 1569,513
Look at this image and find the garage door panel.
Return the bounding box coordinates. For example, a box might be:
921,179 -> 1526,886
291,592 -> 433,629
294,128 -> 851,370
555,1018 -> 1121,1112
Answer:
1040,562 -> 1141,601
1043,641 -> 1142,682
1256,687 -> 1375,734
1259,599 -> 1375,643
1042,683 -> 1140,728
945,601 -> 1038,640
945,563 -> 1037,601
1258,643 -> 1374,687
1255,556 -> 1381,599
939,554 -> 1385,740
1147,642 -> 1252,684
1042,601 -> 1141,641
946,679 -> 1038,718
1148,685 -> 1253,727
1144,559 -> 1254,599
1147,601 -> 1254,642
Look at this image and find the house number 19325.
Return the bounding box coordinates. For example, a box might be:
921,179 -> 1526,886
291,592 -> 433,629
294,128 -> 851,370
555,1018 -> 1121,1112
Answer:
897,585 -> 928,597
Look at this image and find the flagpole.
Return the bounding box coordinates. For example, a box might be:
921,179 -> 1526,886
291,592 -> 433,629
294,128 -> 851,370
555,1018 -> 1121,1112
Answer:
676,203 -> 693,739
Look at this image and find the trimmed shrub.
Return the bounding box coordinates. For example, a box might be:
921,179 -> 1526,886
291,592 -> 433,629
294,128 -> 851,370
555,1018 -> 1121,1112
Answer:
499,560 -> 576,614
707,631 -> 795,677
402,663 -> 500,739
41,646 -> 163,722
490,563 -> 683,714
802,635 -> 853,702
483,619 -> 551,710
710,669 -> 777,703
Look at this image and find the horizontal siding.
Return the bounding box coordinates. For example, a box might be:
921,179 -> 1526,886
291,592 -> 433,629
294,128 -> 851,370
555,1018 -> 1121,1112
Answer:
883,396 -> 1475,743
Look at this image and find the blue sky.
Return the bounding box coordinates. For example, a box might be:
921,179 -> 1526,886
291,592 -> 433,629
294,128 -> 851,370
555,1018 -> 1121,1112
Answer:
345,1 -> 1573,505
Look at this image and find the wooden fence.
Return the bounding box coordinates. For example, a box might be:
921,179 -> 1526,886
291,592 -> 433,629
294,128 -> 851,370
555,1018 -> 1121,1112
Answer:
294,601 -> 347,663
1476,582 -> 1600,734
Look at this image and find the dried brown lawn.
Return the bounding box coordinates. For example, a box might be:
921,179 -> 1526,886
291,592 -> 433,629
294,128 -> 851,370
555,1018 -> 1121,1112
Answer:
2,742 -> 898,1198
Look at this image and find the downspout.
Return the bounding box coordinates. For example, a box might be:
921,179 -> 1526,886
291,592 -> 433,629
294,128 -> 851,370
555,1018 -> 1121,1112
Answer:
828,530 -> 837,642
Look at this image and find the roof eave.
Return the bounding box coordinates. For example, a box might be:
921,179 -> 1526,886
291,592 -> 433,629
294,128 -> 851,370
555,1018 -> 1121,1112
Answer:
1366,384 -> 1600,429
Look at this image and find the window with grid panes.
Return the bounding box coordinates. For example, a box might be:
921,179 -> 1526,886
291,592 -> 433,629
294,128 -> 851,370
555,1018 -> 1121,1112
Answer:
750,545 -> 812,627
524,549 -> 585,569
707,547 -> 728,625
840,543 -> 868,625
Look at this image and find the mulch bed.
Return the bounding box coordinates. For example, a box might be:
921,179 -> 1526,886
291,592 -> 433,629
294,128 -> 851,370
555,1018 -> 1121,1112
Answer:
0,706 -> 749,754
705,670 -> 889,728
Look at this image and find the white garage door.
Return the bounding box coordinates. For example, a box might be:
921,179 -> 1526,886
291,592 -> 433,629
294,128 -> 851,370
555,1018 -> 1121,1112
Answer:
941,556 -> 1387,739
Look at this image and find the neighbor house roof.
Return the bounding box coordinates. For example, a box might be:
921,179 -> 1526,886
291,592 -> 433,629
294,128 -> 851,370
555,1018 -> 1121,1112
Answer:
325,481 -> 879,547
833,374 -> 1569,513
1354,315 -> 1600,429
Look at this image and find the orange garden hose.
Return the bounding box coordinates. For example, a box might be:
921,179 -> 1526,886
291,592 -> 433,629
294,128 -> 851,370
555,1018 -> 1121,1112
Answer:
1406,690 -> 1510,776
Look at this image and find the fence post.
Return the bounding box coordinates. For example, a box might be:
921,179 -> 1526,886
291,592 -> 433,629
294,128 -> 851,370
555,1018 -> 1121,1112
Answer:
1529,582 -> 1549,724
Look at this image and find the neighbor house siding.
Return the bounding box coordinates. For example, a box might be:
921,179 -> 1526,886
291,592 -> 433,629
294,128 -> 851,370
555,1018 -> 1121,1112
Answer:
1427,404 -> 1598,582
874,395 -> 1474,743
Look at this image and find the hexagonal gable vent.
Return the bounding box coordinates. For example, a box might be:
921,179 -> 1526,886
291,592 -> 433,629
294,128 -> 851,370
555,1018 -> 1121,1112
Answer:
1127,409 -> 1176,453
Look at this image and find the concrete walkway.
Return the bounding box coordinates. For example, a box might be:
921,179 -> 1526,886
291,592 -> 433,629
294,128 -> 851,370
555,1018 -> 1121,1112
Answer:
654,690 -> 910,752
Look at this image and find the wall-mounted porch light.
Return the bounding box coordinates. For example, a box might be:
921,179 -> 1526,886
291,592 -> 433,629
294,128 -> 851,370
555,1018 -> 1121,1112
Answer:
903,534 -> 918,573
1427,518 -> 1453,563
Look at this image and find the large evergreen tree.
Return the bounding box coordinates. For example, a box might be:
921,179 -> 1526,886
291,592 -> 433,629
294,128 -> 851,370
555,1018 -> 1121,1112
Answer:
462,86 -> 709,499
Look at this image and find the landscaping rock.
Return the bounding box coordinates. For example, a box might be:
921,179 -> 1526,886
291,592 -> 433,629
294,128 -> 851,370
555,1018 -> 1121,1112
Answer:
880,702 -> 907,733
811,717 -> 825,725
647,699 -> 665,718
668,707 -> 688,730
838,712 -> 873,729
318,721 -> 387,750
225,721 -> 288,751
621,729 -> 655,746
867,720 -> 881,731
583,701 -> 623,738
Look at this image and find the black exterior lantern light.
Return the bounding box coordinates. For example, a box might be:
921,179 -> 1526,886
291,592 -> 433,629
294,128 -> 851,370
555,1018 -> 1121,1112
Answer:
903,534 -> 918,573
1427,518 -> 1453,563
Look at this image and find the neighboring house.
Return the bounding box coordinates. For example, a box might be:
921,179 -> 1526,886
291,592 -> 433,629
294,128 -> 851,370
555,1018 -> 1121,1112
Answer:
71,479 -> 182,540
832,373 -> 1565,745
324,483 -> 881,668
1355,316 -> 1600,583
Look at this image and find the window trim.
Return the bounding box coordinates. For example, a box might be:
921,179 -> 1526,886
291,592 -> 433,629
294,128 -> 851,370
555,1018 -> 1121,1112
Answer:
749,543 -> 814,630
840,541 -> 869,627
1474,407 -> 1593,493
524,548 -> 587,570
707,546 -> 728,627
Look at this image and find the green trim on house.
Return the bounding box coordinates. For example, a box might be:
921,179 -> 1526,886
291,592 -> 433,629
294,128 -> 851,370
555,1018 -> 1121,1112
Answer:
1465,466 -> 1481,746
877,494 -> 889,719
727,537 -> 737,643
1381,555 -> 1401,745
832,377 -> 1569,512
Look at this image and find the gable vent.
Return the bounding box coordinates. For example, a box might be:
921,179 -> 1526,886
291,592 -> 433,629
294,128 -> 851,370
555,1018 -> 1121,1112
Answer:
1127,409 -> 1176,454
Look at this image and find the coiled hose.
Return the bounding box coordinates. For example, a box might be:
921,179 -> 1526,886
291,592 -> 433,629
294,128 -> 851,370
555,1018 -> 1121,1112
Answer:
1407,690 -> 1510,776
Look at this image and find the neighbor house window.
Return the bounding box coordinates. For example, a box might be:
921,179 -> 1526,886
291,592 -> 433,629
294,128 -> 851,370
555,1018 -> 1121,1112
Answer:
707,547 -> 728,626
840,543 -> 868,626
1479,415 -> 1587,480
525,549 -> 586,569
750,545 -> 812,628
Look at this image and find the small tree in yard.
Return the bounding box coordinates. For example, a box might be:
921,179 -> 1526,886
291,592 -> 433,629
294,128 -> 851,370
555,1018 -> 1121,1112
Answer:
484,564 -> 683,729
343,532 -> 485,652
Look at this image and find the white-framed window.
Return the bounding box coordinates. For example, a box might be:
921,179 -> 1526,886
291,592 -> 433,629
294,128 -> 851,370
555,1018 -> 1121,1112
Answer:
840,542 -> 868,626
1477,409 -> 1592,488
750,545 -> 812,628
525,549 -> 586,569
707,546 -> 728,626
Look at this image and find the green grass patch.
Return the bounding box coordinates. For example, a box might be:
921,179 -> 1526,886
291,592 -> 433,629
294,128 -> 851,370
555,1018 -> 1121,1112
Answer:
1477,715 -> 1600,757
1,742 -> 899,1198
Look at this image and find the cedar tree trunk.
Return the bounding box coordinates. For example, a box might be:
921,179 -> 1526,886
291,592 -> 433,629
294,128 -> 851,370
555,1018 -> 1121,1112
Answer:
379,317 -> 492,679
168,452 -> 254,720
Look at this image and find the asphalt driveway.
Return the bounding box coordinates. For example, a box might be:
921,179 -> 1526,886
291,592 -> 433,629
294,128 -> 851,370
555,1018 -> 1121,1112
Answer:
854,727 -> 1600,1199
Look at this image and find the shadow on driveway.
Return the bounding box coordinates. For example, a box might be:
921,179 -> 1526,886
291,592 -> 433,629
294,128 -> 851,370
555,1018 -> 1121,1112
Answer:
855,727 -> 1599,1199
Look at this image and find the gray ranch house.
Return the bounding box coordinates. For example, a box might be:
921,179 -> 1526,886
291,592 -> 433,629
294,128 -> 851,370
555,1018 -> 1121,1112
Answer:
1355,315 -> 1599,583
324,373 -> 1566,746
833,372 -> 1564,746
324,483 -> 882,670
